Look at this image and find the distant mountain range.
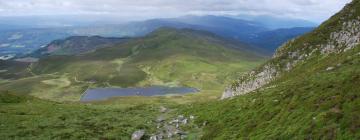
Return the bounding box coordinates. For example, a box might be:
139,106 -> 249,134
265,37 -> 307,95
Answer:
0,15 -> 316,57
233,14 -> 317,29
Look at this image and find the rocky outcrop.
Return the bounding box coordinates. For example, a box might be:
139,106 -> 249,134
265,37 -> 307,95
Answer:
147,106 -> 198,140
222,15 -> 360,99
221,64 -> 278,99
131,130 -> 145,140
321,18 -> 360,54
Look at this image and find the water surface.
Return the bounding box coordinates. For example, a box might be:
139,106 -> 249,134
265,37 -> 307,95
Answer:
81,86 -> 198,101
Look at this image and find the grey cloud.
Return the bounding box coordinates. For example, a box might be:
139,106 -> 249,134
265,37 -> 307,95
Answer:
0,0 -> 352,22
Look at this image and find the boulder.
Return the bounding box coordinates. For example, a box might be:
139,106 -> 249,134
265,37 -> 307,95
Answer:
159,106 -> 167,113
326,67 -> 335,71
131,130 -> 145,140
150,135 -> 159,140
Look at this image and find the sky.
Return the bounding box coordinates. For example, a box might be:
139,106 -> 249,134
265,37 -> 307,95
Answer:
0,0 -> 352,23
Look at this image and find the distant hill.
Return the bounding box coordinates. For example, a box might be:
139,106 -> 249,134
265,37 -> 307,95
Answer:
0,15 -> 316,56
29,36 -> 129,57
234,14 -> 318,29
246,27 -> 314,51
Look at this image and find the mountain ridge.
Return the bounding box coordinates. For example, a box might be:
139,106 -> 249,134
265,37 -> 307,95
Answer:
222,0 -> 360,99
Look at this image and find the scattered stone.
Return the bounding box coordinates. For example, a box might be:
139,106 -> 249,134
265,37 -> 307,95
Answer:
159,106 -> 167,113
156,116 -> 166,123
189,115 -> 195,120
336,63 -> 342,67
150,135 -> 159,140
326,67 -> 335,71
182,118 -> 188,124
169,119 -> 179,124
203,121 -> 208,126
131,130 -> 145,140
178,115 -> 185,120
175,129 -> 186,135
252,99 -> 256,103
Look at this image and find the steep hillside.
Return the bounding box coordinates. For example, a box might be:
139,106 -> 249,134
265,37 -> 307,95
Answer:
180,1 -> 360,139
0,28 -> 265,101
0,60 -> 31,80
223,0 -> 360,98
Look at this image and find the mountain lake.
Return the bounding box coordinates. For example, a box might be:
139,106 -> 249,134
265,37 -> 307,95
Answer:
80,86 -> 199,101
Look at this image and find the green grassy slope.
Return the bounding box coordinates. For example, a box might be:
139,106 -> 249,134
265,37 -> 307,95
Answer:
182,46 -> 360,139
0,93 -> 160,139
0,28 -> 265,101
30,36 -> 129,57
0,60 -> 31,80
180,1 -> 360,139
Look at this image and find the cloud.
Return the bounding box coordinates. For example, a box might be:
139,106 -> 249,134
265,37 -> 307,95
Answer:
0,0 -> 352,22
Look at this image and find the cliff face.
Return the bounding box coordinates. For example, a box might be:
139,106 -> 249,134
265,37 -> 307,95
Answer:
222,0 -> 360,99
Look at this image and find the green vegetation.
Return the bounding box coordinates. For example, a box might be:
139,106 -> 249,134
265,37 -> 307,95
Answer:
181,46 -> 360,139
0,93 -> 159,139
0,28 -> 264,101
1,1 -> 359,139
30,36 -> 129,57
179,1 -> 360,139
0,28 -> 265,139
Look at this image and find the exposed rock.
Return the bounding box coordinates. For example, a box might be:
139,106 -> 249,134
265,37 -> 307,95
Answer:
159,106 -> 167,113
164,125 -> 177,138
149,135 -> 157,140
203,121 -> 208,126
221,64 -> 278,99
182,118 -> 188,124
321,19 -> 360,54
177,115 -> 185,120
156,116 -> 166,123
181,135 -> 188,139
326,67 -> 335,71
169,119 -> 179,124
131,130 -> 145,140
221,88 -> 235,99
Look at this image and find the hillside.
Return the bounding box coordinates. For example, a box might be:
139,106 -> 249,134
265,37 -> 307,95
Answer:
0,92 -> 161,139
180,0 -> 360,139
0,28 -> 265,101
30,36 -> 129,57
